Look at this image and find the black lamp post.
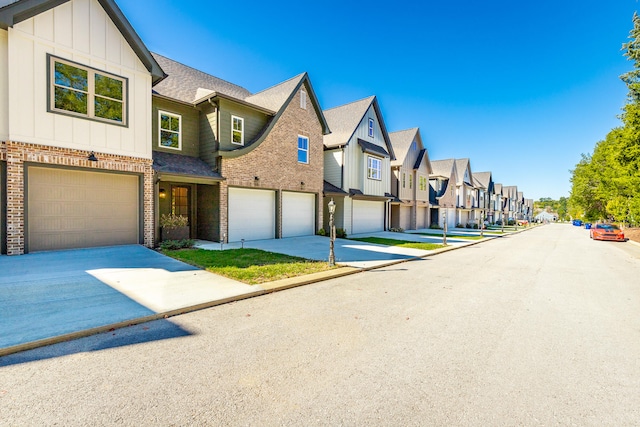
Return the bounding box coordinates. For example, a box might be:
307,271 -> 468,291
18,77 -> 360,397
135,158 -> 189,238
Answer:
328,198 -> 336,266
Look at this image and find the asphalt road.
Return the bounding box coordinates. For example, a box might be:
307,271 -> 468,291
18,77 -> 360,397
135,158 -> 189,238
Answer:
2,224 -> 640,426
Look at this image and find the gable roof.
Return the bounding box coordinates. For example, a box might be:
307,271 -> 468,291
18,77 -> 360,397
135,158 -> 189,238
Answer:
454,158 -> 472,186
322,96 -> 395,160
430,159 -> 455,179
0,0 -> 165,84
494,183 -> 503,196
473,171 -> 493,192
389,127 -> 419,167
503,185 -> 518,199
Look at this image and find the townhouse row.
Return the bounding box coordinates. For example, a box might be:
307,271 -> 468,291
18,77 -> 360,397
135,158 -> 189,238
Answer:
0,0 -> 532,256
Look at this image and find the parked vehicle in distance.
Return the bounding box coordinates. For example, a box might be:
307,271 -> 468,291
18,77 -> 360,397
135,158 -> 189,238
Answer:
590,224 -> 625,241
585,223 -> 592,230
573,219 -> 583,226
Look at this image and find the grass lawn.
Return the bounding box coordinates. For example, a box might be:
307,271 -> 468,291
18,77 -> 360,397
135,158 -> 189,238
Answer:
349,237 -> 445,250
413,232 -> 487,240
162,248 -> 336,285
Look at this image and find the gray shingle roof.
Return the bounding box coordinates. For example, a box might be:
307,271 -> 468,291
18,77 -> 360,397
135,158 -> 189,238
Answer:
323,96 -> 375,149
389,127 -> 418,167
0,0 -> 19,8
324,180 -> 348,196
454,158 -> 471,185
430,159 -> 455,179
474,171 -> 492,190
357,138 -> 389,157
152,53 -> 252,103
153,151 -> 222,180
245,73 -> 305,112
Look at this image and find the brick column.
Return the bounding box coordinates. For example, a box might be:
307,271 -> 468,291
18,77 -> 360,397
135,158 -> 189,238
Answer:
143,164 -> 155,248
6,141 -> 25,255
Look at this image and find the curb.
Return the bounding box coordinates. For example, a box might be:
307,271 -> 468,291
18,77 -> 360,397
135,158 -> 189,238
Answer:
0,228 -> 532,358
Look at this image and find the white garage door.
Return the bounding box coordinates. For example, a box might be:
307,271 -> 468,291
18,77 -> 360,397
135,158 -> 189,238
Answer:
352,200 -> 385,234
416,207 -> 427,229
28,167 -> 139,252
228,187 -> 275,242
282,192 -> 315,238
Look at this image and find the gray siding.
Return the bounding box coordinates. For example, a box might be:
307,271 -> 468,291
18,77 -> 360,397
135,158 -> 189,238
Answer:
323,149 -> 342,188
217,99 -> 270,151
152,97 -> 200,157
199,102 -> 218,169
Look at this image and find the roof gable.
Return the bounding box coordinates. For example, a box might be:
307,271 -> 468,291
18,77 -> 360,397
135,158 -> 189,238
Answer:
389,127 -> 421,167
430,159 -> 456,179
323,96 -> 395,160
0,0 -> 165,84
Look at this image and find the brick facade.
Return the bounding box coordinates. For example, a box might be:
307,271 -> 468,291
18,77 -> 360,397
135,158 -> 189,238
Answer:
1,140 -> 154,255
220,86 -> 324,240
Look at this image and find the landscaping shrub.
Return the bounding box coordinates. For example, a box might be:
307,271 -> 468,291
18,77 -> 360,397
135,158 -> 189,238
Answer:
160,239 -> 195,250
336,228 -> 347,238
429,223 -> 442,229
316,228 -> 327,236
389,227 -> 404,233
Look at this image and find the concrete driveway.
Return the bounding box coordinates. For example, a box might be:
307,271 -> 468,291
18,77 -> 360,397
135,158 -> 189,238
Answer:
0,245 -> 257,352
197,231 -> 477,269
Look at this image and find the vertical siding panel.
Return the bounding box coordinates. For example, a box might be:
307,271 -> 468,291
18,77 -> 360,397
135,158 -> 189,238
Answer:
10,34 -> 35,138
0,30 -> 9,140
323,149 -> 342,188
105,20 -> 121,64
73,0 -> 91,54
54,2 -> 73,47
34,10 -> 54,42
90,1 -> 106,59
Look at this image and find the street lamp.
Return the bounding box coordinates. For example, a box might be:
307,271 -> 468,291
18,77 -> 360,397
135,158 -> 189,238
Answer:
328,198 -> 336,267
480,210 -> 484,237
442,207 -> 447,246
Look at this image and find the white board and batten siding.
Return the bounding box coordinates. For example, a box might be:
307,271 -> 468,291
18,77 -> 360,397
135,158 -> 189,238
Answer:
282,192 -> 315,238
7,0 -> 152,158
228,187 -> 276,242
0,29 -> 8,141
342,104 -> 391,198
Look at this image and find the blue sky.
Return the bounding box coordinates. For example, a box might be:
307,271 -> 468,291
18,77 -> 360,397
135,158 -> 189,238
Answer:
118,0 -> 639,201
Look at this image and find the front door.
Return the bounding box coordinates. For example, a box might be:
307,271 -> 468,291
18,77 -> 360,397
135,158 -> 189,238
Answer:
172,185 -> 191,235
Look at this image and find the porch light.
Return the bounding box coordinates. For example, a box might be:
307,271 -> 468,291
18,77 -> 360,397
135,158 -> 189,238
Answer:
159,188 -> 166,199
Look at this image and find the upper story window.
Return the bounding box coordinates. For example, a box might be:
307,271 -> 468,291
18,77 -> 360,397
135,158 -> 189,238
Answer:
297,135 -> 309,164
232,116 -> 244,145
409,174 -> 413,189
300,90 -> 307,109
159,111 -> 181,149
367,156 -> 381,180
49,55 -> 127,126
411,141 -> 416,151
402,172 -> 406,188
368,118 -> 374,138
419,176 -> 427,191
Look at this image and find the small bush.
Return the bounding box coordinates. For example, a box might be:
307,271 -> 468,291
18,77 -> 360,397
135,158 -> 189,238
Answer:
472,223 -> 479,229
317,228 -> 327,236
429,223 -> 442,229
465,223 -> 472,229
456,223 -> 464,228
389,227 -> 404,233
508,219 -> 516,226
336,228 -> 347,238
160,239 -> 195,250
159,214 -> 189,228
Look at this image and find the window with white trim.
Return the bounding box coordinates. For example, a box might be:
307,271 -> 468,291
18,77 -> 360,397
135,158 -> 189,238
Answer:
49,55 -> 127,126
297,135 -> 309,163
159,111 -> 181,149
368,118 -> 374,137
232,115 -> 244,145
367,156 -> 381,180
402,172 -> 406,188
300,90 -> 307,109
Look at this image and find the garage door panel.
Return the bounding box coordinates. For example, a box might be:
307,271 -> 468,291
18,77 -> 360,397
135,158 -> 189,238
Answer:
352,200 -> 384,234
28,167 -> 139,252
282,192 -> 315,238
228,188 -> 275,242
416,207 -> 427,229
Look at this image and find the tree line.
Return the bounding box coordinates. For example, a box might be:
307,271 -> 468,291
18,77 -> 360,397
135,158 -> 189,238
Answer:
569,13 -> 640,226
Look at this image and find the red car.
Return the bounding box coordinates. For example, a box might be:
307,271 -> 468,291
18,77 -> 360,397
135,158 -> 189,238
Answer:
589,224 -> 625,241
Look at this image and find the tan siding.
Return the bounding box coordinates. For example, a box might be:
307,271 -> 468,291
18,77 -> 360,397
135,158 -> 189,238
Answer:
152,97 -> 200,157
